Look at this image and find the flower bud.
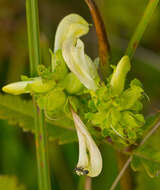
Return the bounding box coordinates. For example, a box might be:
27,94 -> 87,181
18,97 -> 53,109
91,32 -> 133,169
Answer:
2,81 -> 32,95
28,77 -> 55,93
2,77 -> 56,95
64,73 -> 84,94
45,89 -> 66,111
110,55 -> 131,95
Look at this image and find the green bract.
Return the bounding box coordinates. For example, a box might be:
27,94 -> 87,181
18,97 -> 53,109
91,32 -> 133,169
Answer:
50,49 -> 68,81
27,77 -> 56,93
63,73 -> 84,94
45,89 -> 67,111
85,75 -> 145,146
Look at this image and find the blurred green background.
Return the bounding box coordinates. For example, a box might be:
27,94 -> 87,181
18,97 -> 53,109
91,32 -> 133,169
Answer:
0,0 -> 160,189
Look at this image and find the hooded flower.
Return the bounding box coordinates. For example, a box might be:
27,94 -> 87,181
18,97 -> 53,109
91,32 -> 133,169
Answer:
2,77 -> 55,95
71,108 -> 102,177
54,14 -> 99,91
54,14 -> 89,52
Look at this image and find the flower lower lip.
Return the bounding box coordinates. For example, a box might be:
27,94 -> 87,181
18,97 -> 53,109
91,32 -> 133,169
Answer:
71,108 -> 102,177
75,167 -> 89,176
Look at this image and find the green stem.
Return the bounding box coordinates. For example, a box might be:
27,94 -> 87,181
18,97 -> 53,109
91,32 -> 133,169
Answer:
126,0 -> 159,59
26,0 -> 52,190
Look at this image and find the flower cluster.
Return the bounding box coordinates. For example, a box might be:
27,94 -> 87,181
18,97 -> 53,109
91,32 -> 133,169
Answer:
2,13 -> 145,177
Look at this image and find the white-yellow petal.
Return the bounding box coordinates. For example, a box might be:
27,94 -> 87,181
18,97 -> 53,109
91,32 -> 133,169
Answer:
71,109 -> 102,177
54,14 -> 89,52
62,38 -> 98,90
76,128 -> 89,175
2,81 -> 32,95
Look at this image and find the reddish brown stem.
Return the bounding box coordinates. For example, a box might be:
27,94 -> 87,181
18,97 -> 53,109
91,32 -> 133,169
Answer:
116,152 -> 133,190
84,0 -> 110,79
85,176 -> 92,190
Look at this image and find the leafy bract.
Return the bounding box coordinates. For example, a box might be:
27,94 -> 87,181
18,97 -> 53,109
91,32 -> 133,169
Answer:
85,77 -> 145,146
50,49 -> 69,81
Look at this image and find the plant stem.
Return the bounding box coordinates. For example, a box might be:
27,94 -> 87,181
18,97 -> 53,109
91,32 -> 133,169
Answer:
126,0 -> 159,59
26,0 -> 52,190
78,176 -> 92,190
84,0 -> 110,79
110,156 -> 133,190
116,152 -> 133,190
26,0 -> 40,76
85,176 -> 92,190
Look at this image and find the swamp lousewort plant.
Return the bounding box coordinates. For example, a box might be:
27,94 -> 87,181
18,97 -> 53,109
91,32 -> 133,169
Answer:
2,13 -> 146,177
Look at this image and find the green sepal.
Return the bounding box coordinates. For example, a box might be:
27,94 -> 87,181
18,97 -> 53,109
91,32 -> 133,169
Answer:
27,77 -> 56,93
20,75 -> 31,81
118,81 -> 144,110
44,88 -> 67,111
50,49 -> 68,81
68,96 -> 81,113
63,72 -> 84,94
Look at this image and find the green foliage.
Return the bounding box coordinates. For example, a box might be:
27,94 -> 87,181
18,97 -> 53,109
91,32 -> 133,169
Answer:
0,176 -> 26,190
131,113 -> 160,178
135,171 -> 160,190
44,88 -> 67,111
0,94 -> 76,144
131,152 -> 160,178
85,77 -> 145,146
